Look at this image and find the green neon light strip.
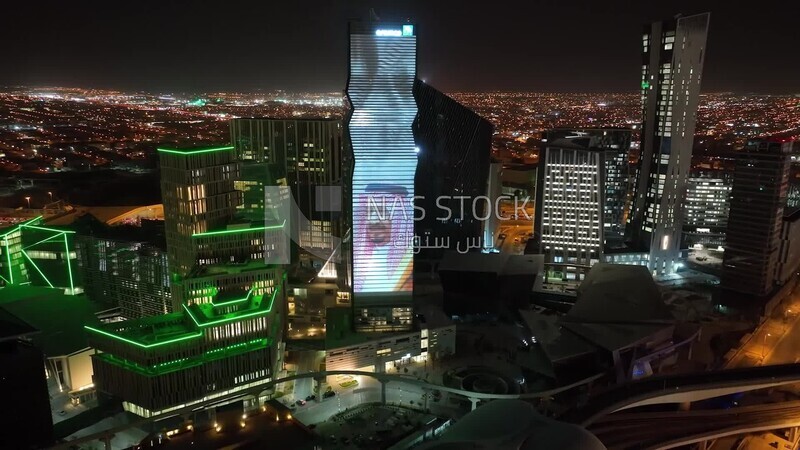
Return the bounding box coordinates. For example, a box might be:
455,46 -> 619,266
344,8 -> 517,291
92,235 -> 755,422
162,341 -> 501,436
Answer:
0,274 -> 10,284
4,240 -> 13,284
21,249 -> 54,288
97,338 -> 270,377
64,234 -> 74,294
0,227 -> 19,238
157,146 -> 235,156
20,224 -> 75,234
0,216 -> 42,238
192,220 -> 286,238
85,325 -> 203,349
184,286 -> 279,328
24,232 -> 65,250
211,288 -> 254,307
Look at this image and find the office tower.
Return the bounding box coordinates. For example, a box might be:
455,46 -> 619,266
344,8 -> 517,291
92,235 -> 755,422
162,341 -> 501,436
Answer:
230,118 -> 344,257
626,13 -> 710,275
413,79 -> 493,258
683,172 -> 731,248
86,278 -> 284,418
535,129 -> 631,265
158,145 -> 287,308
74,218 -> 171,319
0,311 -> 53,449
346,21 -> 417,331
722,139 -> 791,298
87,145 -> 287,417
159,146 -> 242,281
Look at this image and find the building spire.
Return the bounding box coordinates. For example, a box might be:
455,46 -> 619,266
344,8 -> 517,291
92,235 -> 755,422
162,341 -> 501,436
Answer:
369,8 -> 380,22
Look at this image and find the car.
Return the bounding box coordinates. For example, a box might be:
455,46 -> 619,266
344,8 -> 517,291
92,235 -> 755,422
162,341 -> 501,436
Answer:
305,395 -> 316,401
342,437 -> 351,444
295,399 -> 307,406
498,233 -> 507,239
323,390 -> 336,399
58,410 -> 67,416
513,237 -> 520,242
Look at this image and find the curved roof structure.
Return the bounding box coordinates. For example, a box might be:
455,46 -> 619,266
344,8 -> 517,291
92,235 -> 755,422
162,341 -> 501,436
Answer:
419,399 -> 606,450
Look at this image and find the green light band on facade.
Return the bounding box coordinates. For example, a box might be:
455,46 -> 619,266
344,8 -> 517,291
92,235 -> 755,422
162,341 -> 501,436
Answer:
4,240 -> 13,284
24,233 -> 65,250
20,224 -> 75,234
85,325 -> 203,349
156,146 -> 235,156
191,220 -> 286,238
64,234 -> 74,294
211,288 -> 255,307
0,227 -> 19,238
0,274 -> 9,284
21,249 -> 54,288
96,338 -> 270,377
0,216 -> 42,238
183,286 -> 279,328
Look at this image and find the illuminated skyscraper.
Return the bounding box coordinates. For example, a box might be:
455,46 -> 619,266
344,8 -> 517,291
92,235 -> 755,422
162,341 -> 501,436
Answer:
626,13 -> 710,275
535,129 -> 631,265
159,146 -> 241,281
347,21 -> 418,331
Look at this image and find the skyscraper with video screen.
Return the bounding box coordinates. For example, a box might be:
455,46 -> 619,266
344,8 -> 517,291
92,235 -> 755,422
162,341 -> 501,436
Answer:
626,13 -> 710,275
347,20 -> 417,332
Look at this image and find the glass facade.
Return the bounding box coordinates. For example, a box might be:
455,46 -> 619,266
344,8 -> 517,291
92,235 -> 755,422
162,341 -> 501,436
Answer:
347,22 -> 418,328
626,13 -> 710,275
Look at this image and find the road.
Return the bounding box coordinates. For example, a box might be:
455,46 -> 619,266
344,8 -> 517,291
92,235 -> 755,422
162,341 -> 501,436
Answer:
726,286 -> 800,368
292,375 -> 459,426
496,219 -> 533,254
292,350 -> 325,402
590,400 -> 800,450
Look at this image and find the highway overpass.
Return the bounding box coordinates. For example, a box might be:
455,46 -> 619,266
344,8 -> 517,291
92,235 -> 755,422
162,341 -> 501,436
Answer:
590,400 -> 800,450
563,362 -> 800,427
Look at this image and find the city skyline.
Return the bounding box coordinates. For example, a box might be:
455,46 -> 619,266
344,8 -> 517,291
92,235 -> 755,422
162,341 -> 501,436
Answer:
1,1 -> 798,94
4,5 -> 800,450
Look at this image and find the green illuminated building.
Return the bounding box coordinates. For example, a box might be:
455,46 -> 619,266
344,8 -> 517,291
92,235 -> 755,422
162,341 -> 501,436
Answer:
159,146 -> 242,283
86,276 -> 284,418
85,146 -> 288,417
158,146 -> 287,309
0,217 -> 81,295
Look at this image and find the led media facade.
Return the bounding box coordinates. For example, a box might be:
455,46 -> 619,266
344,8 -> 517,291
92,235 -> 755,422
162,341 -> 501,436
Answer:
347,24 -> 418,298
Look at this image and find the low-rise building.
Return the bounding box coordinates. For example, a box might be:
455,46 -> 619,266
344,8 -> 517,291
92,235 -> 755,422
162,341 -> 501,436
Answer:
324,307 -> 455,372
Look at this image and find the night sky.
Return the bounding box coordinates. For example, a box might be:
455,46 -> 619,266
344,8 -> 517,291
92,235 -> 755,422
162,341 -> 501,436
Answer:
1,0 -> 796,94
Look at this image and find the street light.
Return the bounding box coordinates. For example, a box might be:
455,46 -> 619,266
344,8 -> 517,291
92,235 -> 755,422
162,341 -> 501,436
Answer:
25,196 -> 31,208
48,191 -> 53,202
762,333 -> 772,359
